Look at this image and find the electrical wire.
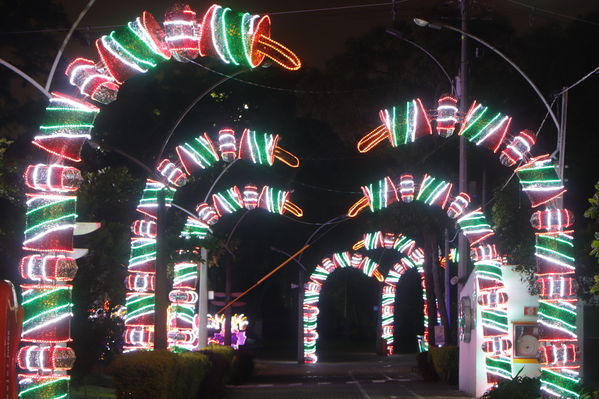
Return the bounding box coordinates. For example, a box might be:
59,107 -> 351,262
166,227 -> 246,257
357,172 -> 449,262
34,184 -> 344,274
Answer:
505,0 -> 599,28
186,58 -> 380,95
0,1 -> 405,36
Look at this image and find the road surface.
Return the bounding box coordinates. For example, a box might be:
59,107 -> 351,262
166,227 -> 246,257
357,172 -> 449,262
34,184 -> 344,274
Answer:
225,353 -> 473,399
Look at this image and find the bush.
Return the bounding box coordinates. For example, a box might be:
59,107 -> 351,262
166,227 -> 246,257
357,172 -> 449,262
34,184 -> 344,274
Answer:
582,387 -> 599,399
172,352 -> 211,399
109,350 -> 210,399
429,346 -> 458,385
480,375 -> 540,399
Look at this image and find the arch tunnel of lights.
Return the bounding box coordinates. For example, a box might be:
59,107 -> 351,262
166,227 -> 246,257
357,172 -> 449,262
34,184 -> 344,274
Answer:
14,1 -> 580,397
16,2 -> 302,397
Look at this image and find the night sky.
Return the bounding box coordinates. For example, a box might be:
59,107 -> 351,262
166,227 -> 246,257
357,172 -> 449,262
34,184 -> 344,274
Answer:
55,0 -> 599,68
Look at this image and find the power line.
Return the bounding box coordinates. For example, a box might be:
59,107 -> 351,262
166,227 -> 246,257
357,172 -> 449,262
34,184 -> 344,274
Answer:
505,0 -> 599,28
186,58 -> 380,95
0,1 -> 404,36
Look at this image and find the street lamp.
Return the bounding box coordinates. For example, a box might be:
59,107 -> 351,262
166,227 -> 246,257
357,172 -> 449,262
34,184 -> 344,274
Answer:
385,28 -> 454,95
412,18 -> 561,133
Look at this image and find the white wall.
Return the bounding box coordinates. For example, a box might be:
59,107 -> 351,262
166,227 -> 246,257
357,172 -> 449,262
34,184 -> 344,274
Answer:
459,266 -> 539,398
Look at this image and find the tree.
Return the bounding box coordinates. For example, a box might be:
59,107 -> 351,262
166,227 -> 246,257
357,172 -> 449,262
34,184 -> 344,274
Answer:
585,182 -> 599,295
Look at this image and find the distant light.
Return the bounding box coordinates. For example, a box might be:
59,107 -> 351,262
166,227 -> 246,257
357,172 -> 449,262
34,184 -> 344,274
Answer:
243,104 -> 249,109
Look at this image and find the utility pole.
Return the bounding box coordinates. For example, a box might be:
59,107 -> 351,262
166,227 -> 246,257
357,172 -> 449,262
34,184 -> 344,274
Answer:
197,247 -> 209,349
557,88 -> 568,208
224,255 -> 233,346
154,188 -> 169,350
297,267 -> 305,363
457,0 -> 469,294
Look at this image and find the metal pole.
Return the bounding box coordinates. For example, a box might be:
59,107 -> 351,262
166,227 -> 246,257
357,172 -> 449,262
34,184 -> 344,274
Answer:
197,247 -> 209,349
457,0 -> 469,295
444,228 -> 451,329
224,255 -> 232,346
297,267 -> 305,363
154,189 -> 169,349
558,88 -> 568,182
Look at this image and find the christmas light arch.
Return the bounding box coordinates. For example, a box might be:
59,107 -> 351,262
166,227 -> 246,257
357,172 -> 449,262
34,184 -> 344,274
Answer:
354,96 -> 577,398
125,126 -> 301,352
352,231 -> 432,355
347,172 -> 512,382
18,4 -> 301,397
303,252 -> 384,364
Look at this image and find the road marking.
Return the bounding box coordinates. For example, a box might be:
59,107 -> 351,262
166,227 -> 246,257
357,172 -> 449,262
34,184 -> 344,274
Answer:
372,379 -> 386,383
349,371 -> 372,399
287,383 -> 302,386
317,382 -> 331,385
402,386 -> 425,399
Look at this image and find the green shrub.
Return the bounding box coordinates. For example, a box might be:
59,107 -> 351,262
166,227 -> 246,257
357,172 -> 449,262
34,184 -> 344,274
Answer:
171,352 -> 211,399
581,387 -> 599,399
480,374 -> 540,399
109,350 -> 210,399
110,350 -> 176,399
428,346 -> 458,385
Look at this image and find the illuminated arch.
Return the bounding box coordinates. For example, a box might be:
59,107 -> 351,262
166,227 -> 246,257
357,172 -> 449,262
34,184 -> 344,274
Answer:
18,4 -> 301,396
353,231 -> 432,355
303,252 -> 384,363
348,172 -> 511,381
124,127 -> 301,352
159,183 -> 302,352
354,96 -> 576,397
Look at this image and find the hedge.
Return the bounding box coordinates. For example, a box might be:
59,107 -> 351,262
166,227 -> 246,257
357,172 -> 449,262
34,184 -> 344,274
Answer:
110,350 -> 210,399
428,346 -> 459,385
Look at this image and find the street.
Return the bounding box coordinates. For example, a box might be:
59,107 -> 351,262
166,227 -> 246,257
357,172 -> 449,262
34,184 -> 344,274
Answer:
225,353 -> 473,399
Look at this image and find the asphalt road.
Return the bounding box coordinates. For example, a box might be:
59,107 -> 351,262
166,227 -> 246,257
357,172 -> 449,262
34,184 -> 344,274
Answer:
224,353 -> 474,399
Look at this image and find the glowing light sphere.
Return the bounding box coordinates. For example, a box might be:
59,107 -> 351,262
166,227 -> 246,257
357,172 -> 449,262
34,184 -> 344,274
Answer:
65,58 -> 119,104
499,130 -> 536,167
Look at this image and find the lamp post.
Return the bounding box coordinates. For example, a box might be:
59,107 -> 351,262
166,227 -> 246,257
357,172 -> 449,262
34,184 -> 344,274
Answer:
385,28 -> 455,95
413,18 -> 561,132
413,16 -> 563,296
